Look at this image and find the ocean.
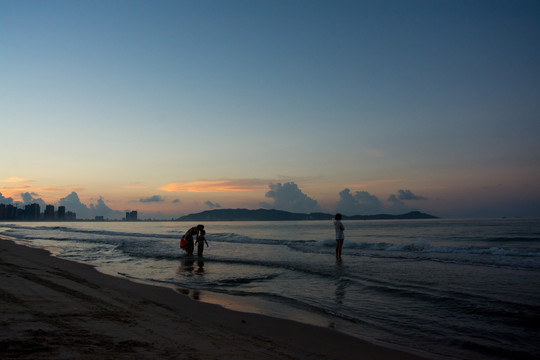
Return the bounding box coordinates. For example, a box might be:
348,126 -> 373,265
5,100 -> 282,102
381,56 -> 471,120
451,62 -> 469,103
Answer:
1,218 -> 539,360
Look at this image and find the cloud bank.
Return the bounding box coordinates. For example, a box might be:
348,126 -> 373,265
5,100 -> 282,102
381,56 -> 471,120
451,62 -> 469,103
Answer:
261,182 -> 321,213
336,188 -> 384,215
0,192 -> 14,205
58,192 -> 124,219
21,192 -> 46,208
395,189 -> 427,201
334,188 -> 429,216
0,192 -> 47,208
205,200 -> 222,209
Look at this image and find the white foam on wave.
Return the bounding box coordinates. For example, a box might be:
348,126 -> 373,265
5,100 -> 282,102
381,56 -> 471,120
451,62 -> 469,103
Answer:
386,238 -> 431,251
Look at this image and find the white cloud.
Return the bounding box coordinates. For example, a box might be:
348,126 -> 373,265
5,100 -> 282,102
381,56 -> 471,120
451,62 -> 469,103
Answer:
396,189 -> 427,200
58,192 -> 123,219
336,188 -> 384,215
205,200 -> 222,209
21,192 -> 47,208
0,192 -> 14,205
262,182 -> 321,213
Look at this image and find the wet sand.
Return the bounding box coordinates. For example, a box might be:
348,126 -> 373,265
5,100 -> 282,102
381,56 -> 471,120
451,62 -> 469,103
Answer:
0,237 -> 428,359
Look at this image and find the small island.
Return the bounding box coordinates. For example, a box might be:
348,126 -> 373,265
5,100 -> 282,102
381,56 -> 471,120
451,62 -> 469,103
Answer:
176,209 -> 439,221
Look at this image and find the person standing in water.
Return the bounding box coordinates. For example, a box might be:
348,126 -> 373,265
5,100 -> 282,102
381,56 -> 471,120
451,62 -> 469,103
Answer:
196,229 -> 209,257
334,213 -> 345,259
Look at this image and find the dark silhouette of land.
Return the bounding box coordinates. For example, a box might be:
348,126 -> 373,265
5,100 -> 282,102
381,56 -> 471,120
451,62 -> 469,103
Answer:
1,203 -> 438,222
176,209 -> 438,221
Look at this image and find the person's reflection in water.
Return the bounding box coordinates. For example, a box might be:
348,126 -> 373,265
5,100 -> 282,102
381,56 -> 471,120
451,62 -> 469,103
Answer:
334,259 -> 347,305
179,258 -> 195,276
335,280 -> 346,305
196,261 -> 205,275
177,259 -> 206,301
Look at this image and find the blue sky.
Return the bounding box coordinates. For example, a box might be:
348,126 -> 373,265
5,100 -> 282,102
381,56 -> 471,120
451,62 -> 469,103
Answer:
1,0 -> 539,219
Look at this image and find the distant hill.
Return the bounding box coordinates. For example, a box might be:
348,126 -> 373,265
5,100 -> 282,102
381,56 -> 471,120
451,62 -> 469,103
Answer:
176,208 -> 439,221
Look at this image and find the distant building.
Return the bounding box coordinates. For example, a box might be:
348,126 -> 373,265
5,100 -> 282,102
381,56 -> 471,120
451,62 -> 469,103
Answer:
125,211 -> 138,221
65,211 -> 76,221
25,203 -> 40,220
44,205 -> 55,220
58,206 -> 66,220
0,204 -> 6,219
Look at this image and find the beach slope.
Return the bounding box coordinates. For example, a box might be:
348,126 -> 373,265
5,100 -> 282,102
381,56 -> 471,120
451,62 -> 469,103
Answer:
0,237 -> 427,359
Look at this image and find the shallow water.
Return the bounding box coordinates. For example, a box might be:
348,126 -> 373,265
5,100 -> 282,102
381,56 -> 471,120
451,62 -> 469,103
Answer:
2,218 -> 539,360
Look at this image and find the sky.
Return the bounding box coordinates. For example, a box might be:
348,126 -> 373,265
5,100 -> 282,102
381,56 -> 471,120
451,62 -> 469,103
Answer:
1,0 -> 539,220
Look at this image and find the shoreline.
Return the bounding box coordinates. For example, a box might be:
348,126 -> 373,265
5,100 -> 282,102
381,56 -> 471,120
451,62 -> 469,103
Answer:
0,237 -> 429,359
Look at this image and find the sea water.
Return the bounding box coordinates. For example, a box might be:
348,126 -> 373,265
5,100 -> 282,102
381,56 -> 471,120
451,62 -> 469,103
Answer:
1,219 -> 539,360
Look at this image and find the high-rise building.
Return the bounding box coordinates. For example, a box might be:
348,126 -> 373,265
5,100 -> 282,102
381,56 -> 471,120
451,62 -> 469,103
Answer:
44,205 -> 55,220
25,203 -> 40,220
58,206 -> 66,220
125,211 -> 138,221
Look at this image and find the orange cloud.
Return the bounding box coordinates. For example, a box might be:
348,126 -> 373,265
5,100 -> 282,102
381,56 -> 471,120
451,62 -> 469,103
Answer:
0,185 -> 32,197
0,178 -> 35,197
159,179 -> 269,193
2,177 -> 34,183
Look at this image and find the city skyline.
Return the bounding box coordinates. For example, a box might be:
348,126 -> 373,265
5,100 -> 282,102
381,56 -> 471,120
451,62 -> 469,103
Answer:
0,201 -> 141,221
0,202 -> 76,221
1,1 -> 539,219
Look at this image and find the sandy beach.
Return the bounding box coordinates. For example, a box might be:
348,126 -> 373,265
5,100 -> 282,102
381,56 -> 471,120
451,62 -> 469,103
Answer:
0,236 -> 428,359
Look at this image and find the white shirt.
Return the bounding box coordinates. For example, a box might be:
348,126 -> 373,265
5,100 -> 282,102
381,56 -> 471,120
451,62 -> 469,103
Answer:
334,220 -> 344,240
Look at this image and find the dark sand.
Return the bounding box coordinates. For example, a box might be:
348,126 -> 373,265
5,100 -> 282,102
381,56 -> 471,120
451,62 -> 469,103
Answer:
0,237 -> 428,359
